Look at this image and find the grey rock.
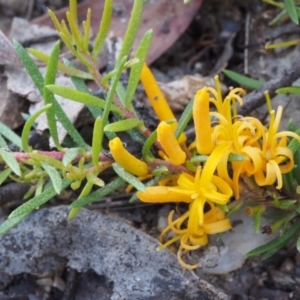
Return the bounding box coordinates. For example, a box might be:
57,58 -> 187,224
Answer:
0,206 -> 228,300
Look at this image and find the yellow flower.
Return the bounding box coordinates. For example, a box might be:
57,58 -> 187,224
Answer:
138,142 -> 233,226
108,137 -> 149,176
254,106 -> 300,189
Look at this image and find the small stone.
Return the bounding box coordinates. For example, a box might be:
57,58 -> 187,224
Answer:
280,258 -> 294,273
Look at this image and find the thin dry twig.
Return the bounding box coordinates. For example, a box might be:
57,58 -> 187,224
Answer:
238,60 -> 300,115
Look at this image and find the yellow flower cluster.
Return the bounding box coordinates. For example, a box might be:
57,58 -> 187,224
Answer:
109,63 -> 300,269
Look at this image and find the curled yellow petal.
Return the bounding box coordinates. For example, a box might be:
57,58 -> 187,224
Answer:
203,218 -> 232,234
177,245 -> 199,270
193,88 -> 214,155
109,137 -> 149,176
189,233 -> 209,246
157,121 -> 186,165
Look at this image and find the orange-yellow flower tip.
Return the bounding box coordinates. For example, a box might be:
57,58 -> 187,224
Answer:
157,121 -> 186,165
109,137 -> 149,177
140,63 -> 175,122
137,186 -> 192,203
193,88 -> 214,155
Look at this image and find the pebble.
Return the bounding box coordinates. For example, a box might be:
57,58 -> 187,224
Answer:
280,257 -> 295,273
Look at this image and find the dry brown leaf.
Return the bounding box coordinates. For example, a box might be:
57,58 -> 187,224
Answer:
159,75 -> 228,111
32,0 -> 203,64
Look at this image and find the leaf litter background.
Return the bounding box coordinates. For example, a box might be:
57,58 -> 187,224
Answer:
1,0 -> 300,299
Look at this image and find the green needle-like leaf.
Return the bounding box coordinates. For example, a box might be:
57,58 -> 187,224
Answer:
276,86 -> 300,94
0,122 -> 22,149
246,220 -> 300,258
70,177 -> 125,208
223,69 -> 264,90
175,98 -> 194,139
27,48 -> 93,79
115,0 -> 144,65
21,104 -> 52,152
41,163 -> 63,194
124,29 -> 153,109
14,41 -> 44,94
104,118 -> 143,132
112,163 -> 146,192
9,179 -> 72,218
92,117 -> 103,166
46,85 -> 122,114
15,41 -> 87,148
284,0 -> 299,24
44,41 -> 62,150
0,168 -> 12,185
0,148 -> 21,176
62,148 -> 80,166
92,0 -> 113,59
30,152 -> 64,170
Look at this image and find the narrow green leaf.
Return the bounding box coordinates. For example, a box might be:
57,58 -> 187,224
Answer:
190,155 -> 209,163
269,9 -> 287,26
253,213 -> 261,233
63,59 -> 103,118
223,69 -> 265,89
14,41 -> 44,94
287,119 -> 299,132
44,41 -> 62,150
228,153 -> 247,161
276,86 -> 300,94
70,177 -> 125,208
22,104 -> 52,152
92,0 -> 113,59
92,117 -> 103,166
293,149 -> 300,184
284,0 -> 299,24
0,148 -> 21,176
41,163 -> 62,194
115,0 -> 144,65
15,42 -> 87,148
27,48 -> 93,79
112,162 -> 146,192
53,95 -> 105,148
30,152 -> 64,170
98,56 -> 127,148
63,148 -> 80,166
0,213 -> 30,235
9,179 -> 71,218
0,122 -> 22,149
175,98 -> 194,139
0,134 -> 8,148
46,85 -> 121,114
246,220 -> 300,258
104,119 -> 143,132
0,168 -> 12,185
282,171 -> 296,194
125,29 -> 153,109
142,130 -> 157,162
86,173 -> 105,187
288,128 -> 300,154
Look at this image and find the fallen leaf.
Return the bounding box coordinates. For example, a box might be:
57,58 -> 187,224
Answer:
32,0 -> 203,64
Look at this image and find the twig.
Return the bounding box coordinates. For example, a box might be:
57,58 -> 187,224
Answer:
244,11 -> 250,75
238,60 -> 300,115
